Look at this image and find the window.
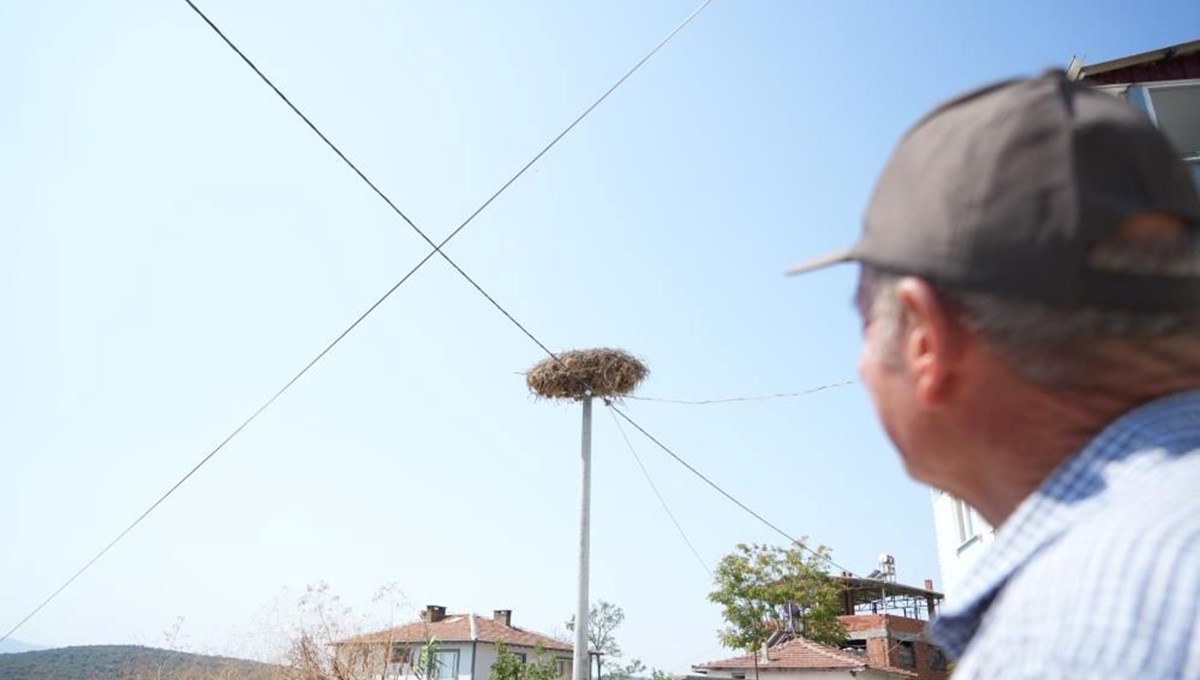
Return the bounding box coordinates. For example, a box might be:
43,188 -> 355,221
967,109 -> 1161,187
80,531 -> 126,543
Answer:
390,645 -> 412,664
954,498 -> 977,545
929,646 -> 948,671
895,642 -> 915,669
556,658 -> 573,679
344,646 -> 370,665
431,650 -> 459,680
1147,83 -> 1200,157
842,639 -> 867,655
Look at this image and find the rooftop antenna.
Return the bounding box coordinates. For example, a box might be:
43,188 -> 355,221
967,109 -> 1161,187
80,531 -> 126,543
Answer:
877,553 -> 896,583
1066,55 -> 1085,80
784,602 -> 804,635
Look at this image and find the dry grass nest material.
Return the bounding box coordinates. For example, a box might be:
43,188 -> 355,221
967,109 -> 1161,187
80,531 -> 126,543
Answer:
527,348 -> 648,400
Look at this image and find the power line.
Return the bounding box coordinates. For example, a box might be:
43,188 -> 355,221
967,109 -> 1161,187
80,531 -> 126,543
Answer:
606,406 -> 711,577
0,0 -> 716,644
606,401 -> 859,577
626,379 -> 857,405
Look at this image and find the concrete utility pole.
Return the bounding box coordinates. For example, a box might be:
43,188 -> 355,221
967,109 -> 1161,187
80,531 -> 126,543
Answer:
573,396 -> 593,680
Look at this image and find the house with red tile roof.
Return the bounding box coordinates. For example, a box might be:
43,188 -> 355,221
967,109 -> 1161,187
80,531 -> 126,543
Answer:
690,572 -> 948,680
336,605 -> 574,680
688,635 -> 917,680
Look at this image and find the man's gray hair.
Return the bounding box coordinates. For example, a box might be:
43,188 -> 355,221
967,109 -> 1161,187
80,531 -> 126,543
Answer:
859,248 -> 1200,389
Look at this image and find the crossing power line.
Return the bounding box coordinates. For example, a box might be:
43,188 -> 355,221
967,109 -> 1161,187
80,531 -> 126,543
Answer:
0,0 -> 715,644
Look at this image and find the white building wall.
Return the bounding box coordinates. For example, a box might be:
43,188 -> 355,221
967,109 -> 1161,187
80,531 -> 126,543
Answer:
384,642 -> 571,680
473,642 -> 574,679
473,644 -> 498,680
930,489 -> 994,598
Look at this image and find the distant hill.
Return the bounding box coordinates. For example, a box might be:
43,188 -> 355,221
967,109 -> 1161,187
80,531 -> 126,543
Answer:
0,640 -> 43,655
0,645 -> 277,680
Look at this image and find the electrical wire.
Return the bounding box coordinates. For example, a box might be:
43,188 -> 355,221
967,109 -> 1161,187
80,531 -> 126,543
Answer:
606,401 -> 859,577
626,379 -> 857,405
607,406 -> 711,576
0,1 -> 715,644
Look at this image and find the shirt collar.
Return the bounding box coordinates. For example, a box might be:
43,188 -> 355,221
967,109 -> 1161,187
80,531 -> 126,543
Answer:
928,388 -> 1200,657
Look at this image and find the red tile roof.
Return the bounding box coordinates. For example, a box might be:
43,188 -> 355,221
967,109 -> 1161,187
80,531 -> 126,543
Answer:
341,613 -> 572,653
695,637 -> 916,678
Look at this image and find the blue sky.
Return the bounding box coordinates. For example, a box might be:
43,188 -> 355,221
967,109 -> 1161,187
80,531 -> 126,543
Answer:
2,0 -> 1197,672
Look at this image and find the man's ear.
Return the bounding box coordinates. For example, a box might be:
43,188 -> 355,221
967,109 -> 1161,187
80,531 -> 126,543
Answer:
895,277 -> 968,406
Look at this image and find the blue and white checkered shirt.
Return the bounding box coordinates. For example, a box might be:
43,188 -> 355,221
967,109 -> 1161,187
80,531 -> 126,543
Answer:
929,389 -> 1200,679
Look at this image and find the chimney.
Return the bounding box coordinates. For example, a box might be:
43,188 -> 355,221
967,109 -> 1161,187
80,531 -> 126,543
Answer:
924,579 -> 934,591
493,609 -> 512,627
425,605 -> 447,623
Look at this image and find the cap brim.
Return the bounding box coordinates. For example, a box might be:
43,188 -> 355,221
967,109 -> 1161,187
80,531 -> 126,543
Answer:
784,248 -> 854,276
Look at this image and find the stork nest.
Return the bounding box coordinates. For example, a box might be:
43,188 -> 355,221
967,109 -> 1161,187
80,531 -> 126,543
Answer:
526,348 -> 648,400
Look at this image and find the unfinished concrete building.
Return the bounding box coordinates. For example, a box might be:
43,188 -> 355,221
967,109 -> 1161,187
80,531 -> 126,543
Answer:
834,555 -> 948,680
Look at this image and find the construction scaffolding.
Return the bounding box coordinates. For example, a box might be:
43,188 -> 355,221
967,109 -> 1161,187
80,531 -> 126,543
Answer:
837,574 -> 943,621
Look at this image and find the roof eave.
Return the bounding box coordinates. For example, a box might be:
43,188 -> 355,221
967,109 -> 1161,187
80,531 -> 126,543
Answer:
348,636 -> 571,651
694,665 -> 860,672
1080,39 -> 1200,77
481,640 -> 573,653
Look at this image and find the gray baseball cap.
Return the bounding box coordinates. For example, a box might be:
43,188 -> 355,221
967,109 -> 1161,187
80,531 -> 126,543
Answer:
787,69 -> 1200,312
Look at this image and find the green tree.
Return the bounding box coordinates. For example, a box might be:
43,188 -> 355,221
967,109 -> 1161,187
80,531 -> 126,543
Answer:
708,541 -> 847,655
490,644 -> 561,680
565,601 -> 645,680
